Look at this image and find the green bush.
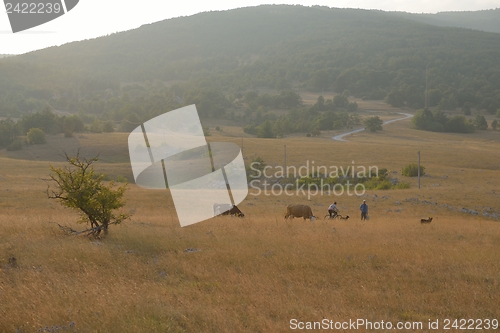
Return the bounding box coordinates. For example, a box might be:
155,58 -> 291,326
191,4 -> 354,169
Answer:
462,103 -> 473,114
402,163 -> 425,177
364,116 -> 383,132
474,115 -> 488,130
27,128 -> 46,144
445,116 -> 475,133
6,138 -> 23,151
395,182 -> 411,189
427,122 -> 444,132
376,180 -> 393,190
47,152 -> 130,236
244,124 -> 257,135
89,121 -> 103,133
115,175 -> 128,183
246,157 -> 266,181
103,121 -> 114,133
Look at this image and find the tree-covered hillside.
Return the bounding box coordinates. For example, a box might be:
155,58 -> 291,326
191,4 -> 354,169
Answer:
396,8 -> 500,34
1,5 -> 500,122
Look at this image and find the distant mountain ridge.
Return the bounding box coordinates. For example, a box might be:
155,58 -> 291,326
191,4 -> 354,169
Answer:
1,5 -> 500,119
395,8 -> 500,34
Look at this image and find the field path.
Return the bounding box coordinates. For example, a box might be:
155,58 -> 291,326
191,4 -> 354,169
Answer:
332,112 -> 414,142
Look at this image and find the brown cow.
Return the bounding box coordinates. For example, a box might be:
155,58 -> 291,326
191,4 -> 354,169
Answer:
284,204 -> 316,221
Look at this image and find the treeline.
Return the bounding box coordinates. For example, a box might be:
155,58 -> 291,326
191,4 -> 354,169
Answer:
411,108 -> 494,133
0,108 -> 114,150
243,94 -> 360,138
239,90 -> 302,110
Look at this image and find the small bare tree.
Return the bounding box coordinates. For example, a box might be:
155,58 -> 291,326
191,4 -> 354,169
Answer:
47,151 -> 130,236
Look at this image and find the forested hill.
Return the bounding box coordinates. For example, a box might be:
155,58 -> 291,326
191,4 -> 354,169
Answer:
396,8 -> 500,34
1,5 -> 500,119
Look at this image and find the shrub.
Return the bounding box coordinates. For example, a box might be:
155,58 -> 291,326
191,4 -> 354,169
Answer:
27,128 -> 46,144
89,121 -> 103,133
364,116 -> 383,132
6,138 -> 23,151
115,175 -> 128,183
47,152 -> 130,236
376,180 -> 393,190
427,122 -> 444,132
402,163 -> 425,177
462,102 -> 473,116
103,121 -> 114,133
445,116 -> 475,133
395,182 -> 411,189
244,124 -> 257,135
246,157 -> 266,180
474,115 -> 488,130
63,115 -> 84,133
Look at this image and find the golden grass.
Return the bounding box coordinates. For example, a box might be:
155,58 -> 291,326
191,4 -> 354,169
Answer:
1,116 -> 499,332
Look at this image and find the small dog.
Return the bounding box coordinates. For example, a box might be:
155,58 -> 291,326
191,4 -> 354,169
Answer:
339,215 -> 350,220
420,217 -> 433,224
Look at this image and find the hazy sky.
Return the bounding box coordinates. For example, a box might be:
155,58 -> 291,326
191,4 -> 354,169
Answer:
1,0 -> 499,54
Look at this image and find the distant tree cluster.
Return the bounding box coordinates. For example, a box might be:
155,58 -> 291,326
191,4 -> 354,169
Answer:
242,90 -> 303,110
0,119 -> 19,149
0,108 -> 107,151
411,109 -> 476,133
243,94 -> 361,138
364,116 -> 383,132
21,108 -> 84,135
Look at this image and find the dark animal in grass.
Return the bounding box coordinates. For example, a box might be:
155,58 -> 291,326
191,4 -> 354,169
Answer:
420,217 -> 433,224
213,203 -> 244,217
339,215 -> 350,220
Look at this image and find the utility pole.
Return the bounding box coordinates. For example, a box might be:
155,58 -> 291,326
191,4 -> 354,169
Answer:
425,66 -> 428,110
418,151 -> 421,189
284,144 -> 287,178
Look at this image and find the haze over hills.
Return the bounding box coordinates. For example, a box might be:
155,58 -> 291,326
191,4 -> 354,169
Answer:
0,5 -> 500,123
396,8 -> 500,34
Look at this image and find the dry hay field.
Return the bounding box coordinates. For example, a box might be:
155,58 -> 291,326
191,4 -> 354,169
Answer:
1,117 -> 499,332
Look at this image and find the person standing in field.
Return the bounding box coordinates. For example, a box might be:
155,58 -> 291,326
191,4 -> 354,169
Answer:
360,200 -> 368,220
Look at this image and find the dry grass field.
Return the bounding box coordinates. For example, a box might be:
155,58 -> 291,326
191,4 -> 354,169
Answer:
1,114 -> 499,332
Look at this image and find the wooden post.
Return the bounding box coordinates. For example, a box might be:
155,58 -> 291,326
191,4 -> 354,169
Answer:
425,66 -> 428,110
418,151 -> 421,189
284,144 -> 287,178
